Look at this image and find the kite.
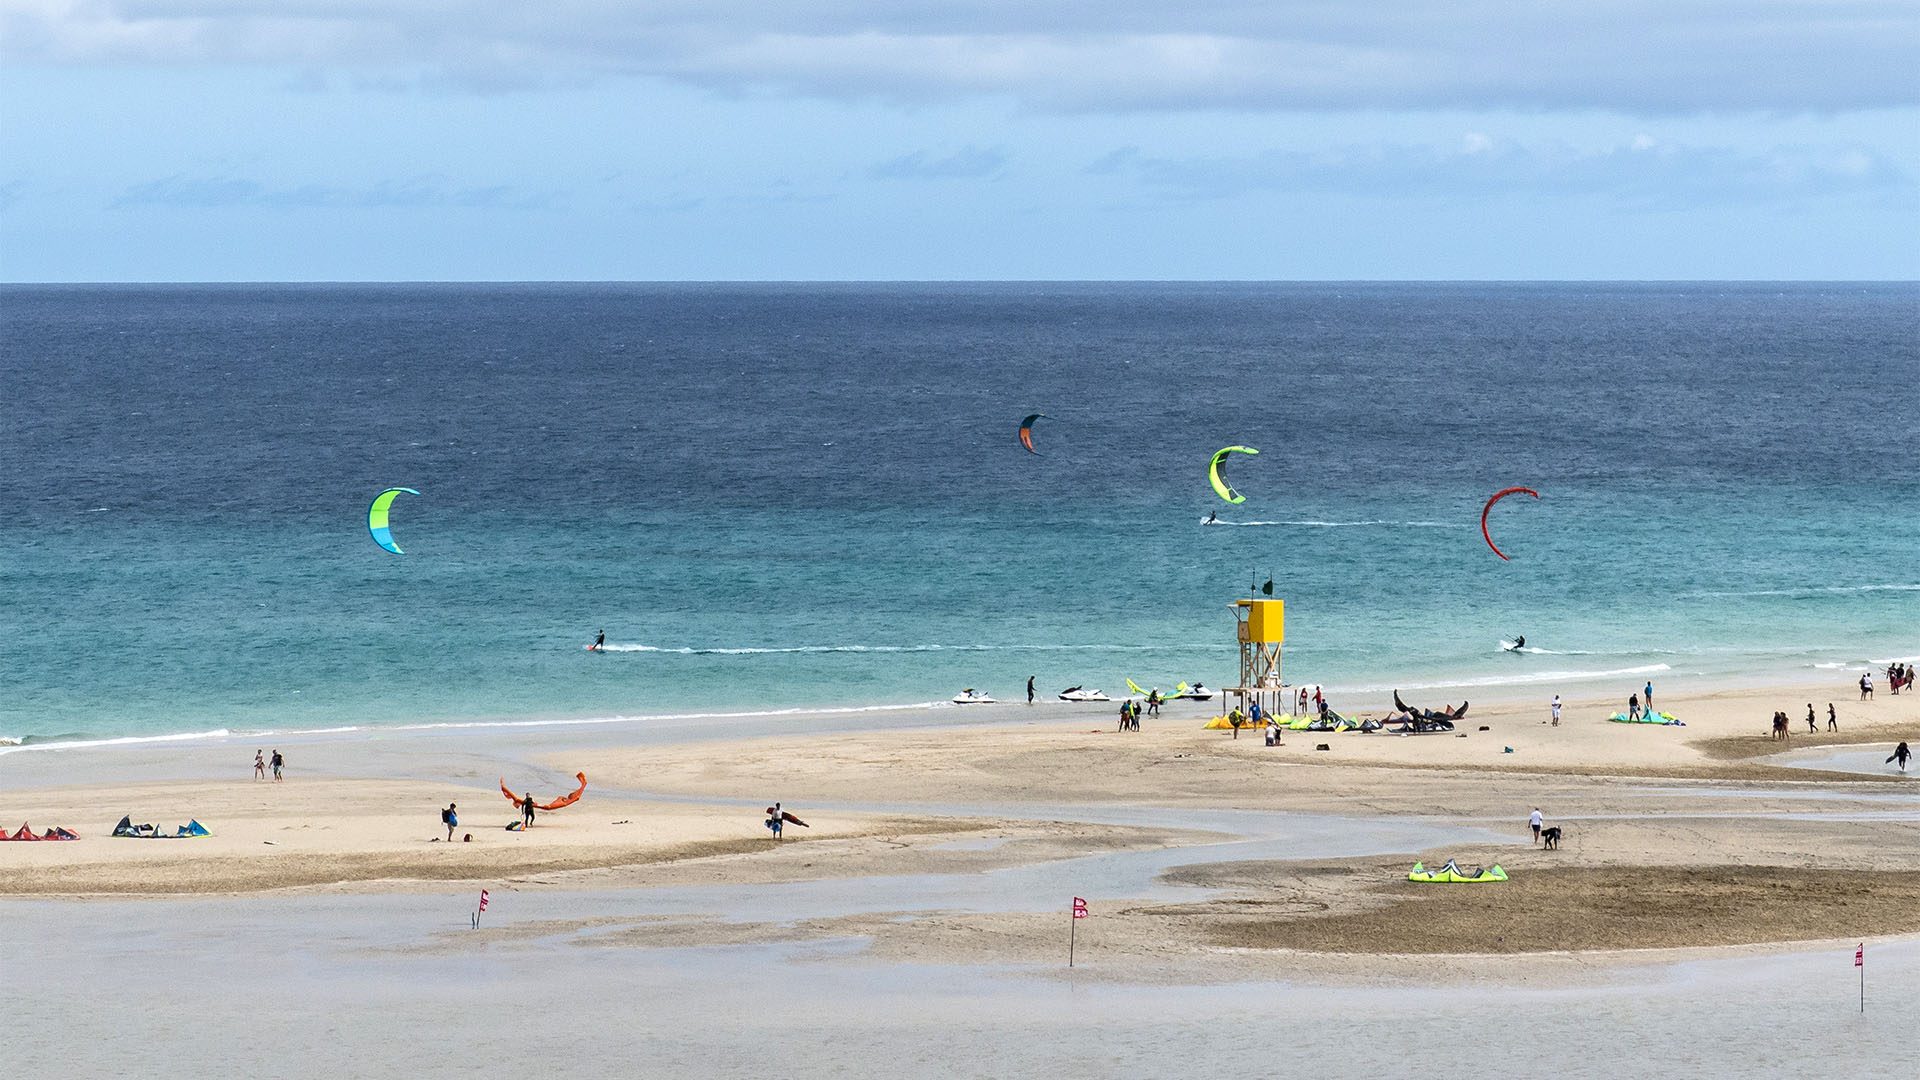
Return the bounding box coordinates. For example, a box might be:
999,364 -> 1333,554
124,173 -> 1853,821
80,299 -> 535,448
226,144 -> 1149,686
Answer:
1018,413 -> 1050,454
500,772 -> 588,811
367,487 -> 420,554
1480,486 -> 1539,561
1208,446 -> 1259,503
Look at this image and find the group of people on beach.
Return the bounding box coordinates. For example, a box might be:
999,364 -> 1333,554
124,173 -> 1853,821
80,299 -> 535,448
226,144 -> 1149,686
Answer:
1770,703 -> 1838,740
251,749 -> 283,781
1117,699 -> 1144,731
1883,664 -> 1914,696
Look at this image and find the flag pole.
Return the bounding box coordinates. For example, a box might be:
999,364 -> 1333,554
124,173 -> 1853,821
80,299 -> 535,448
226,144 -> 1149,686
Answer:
1069,910 -> 1076,968
1860,943 -> 1864,1013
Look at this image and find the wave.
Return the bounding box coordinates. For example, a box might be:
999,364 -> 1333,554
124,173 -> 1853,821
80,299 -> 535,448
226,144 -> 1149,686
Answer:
0,728 -> 234,757
1342,663 -> 1671,695
594,642 -> 1219,656
1680,584 -> 1920,600
1210,519 -> 1467,529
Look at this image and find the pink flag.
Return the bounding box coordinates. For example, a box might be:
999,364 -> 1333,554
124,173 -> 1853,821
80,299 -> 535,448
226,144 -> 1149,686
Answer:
1072,897 -> 1088,919
1855,943 -> 1863,967
479,889 -> 490,912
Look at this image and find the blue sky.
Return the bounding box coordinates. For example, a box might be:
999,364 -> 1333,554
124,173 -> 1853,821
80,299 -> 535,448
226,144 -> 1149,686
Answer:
3,2 -> 1916,280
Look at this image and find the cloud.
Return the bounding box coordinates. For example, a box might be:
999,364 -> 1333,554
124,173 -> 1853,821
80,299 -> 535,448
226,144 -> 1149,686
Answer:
6,2 -> 1916,112
1090,136 -> 1916,205
111,174 -> 557,210
867,146 -> 1007,180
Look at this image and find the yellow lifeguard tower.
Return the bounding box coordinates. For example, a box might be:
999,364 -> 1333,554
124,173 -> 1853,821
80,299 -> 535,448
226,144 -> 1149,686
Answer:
1228,598 -> 1285,719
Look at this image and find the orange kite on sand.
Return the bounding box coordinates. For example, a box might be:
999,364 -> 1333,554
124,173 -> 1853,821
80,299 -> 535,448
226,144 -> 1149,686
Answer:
501,772 -> 587,811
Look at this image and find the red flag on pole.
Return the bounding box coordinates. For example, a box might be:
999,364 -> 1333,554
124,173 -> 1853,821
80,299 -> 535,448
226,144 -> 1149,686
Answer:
1072,897 -> 1088,919
1855,943 -> 1863,967
479,889 -> 490,912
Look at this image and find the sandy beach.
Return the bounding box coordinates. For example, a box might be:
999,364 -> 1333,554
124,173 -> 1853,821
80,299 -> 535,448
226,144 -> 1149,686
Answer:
6,676 -> 1918,943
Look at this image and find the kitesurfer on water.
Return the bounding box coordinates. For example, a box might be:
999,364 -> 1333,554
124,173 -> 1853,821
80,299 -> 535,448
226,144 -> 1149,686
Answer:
594,629 -> 605,650
1514,635 -> 1525,650
1206,511 -> 1217,524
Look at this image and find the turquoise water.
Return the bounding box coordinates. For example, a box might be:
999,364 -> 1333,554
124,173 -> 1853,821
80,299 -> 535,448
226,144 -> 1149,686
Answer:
1,283 -> 1915,745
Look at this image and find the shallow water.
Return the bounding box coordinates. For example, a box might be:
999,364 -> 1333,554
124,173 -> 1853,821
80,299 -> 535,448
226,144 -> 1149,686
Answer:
7,890 -> 1912,1079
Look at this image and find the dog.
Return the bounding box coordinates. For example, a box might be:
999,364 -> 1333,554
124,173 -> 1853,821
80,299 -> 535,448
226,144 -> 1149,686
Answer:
1540,825 -> 1562,850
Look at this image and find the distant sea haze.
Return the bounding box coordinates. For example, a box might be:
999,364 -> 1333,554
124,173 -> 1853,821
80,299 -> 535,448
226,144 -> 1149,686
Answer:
1,283 -> 1915,746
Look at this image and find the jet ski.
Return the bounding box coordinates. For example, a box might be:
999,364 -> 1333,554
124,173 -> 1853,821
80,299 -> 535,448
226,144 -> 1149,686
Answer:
951,689 -> 996,704
1058,686 -> 1112,702
1168,683 -> 1213,701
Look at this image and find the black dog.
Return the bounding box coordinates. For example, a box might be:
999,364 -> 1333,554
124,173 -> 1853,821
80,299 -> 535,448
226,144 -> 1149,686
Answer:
1540,826 -> 1562,850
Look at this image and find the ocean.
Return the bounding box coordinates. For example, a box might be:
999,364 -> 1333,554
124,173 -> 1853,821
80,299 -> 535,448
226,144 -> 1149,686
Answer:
1,282 -> 1915,747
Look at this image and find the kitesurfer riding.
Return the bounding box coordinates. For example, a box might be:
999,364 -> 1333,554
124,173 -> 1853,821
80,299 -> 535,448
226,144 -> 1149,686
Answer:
1206,511 -> 1217,524
594,629 -> 605,651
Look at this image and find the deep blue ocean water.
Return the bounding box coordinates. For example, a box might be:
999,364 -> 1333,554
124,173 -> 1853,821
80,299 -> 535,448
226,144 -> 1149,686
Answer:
1,283 -> 1915,746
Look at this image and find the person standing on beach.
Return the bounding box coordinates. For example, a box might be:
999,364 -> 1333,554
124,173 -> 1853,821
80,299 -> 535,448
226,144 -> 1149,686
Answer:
1148,688 -> 1160,717
768,802 -> 784,840
1118,700 -> 1130,732
442,803 -> 458,841
1828,703 -> 1838,731
253,750 -> 266,780
1529,808 -> 1544,844
1644,681 -> 1654,712
521,792 -> 536,828
1860,673 -> 1873,699
1027,676 -> 1036,705
1550,695 -> 1562,726
1628,693 -> 1640,721
270,749 -> 283,781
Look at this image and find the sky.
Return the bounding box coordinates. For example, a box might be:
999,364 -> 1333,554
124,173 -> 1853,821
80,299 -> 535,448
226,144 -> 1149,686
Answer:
2,2 -> 1917,280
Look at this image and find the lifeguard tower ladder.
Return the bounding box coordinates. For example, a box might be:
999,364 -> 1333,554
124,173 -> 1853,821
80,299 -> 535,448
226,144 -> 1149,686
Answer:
1228,598 -> 1285,720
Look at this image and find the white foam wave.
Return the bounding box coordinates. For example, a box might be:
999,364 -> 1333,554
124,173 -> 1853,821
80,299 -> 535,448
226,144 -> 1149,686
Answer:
1682,584 -> 1920,599
0,728 -> 234,757
595,642 -> 1217,656
1342,663 -> 1671,695
1214,519 -> 1466,529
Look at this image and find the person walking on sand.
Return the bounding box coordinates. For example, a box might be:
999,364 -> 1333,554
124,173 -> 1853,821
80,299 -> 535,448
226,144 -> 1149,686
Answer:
253,750 -> 266,780
768,802 -> 784,840
1529,807 -> 1544,844
1148,688 -> 1160,717
1890,742 -> 1911,772
442,803 -> 458,841
270,749 -> 283,781
1828,703 -> 1838,731
1027,675 -> 1036,705
1550,695 -> 1562,726
521,791 -> 536,828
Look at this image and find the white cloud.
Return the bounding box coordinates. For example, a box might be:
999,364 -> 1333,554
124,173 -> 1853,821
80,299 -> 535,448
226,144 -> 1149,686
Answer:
5,2 -> 1916,112
1089,136 -> 1915,205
